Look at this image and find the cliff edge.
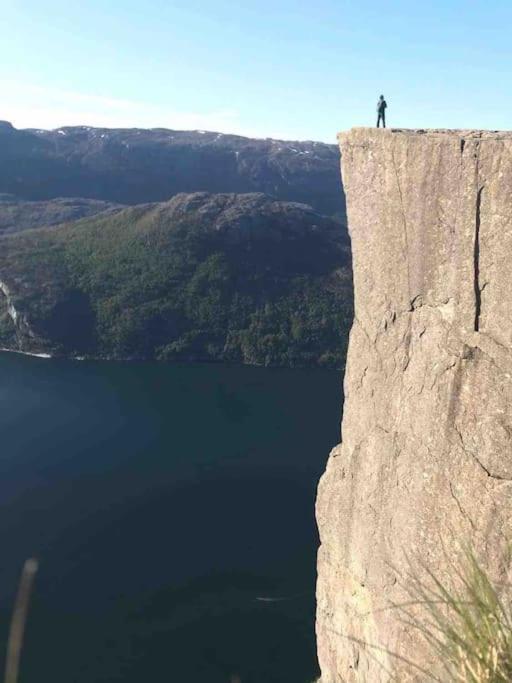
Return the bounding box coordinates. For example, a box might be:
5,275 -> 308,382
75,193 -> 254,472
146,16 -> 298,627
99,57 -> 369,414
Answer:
316,128 -> 512,681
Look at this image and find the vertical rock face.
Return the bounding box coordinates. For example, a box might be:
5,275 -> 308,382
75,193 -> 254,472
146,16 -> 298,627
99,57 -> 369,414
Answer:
316,128 -> 512,681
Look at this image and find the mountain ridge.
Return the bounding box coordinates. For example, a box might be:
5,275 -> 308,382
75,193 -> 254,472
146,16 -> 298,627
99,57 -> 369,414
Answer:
0,194 -> 122,235
0,121 -> 345,217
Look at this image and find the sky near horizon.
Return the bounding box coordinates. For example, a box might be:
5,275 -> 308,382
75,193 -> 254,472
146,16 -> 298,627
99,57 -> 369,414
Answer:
2,0 -> 511,142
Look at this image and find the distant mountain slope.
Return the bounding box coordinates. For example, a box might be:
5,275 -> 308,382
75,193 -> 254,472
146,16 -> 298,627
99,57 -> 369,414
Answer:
0,121 -> 345,217
0,192 -> 352,367
0,194 -> 122,235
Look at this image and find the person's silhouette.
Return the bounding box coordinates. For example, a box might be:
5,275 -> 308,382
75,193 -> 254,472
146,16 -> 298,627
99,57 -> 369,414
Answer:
377,95 -> 387,128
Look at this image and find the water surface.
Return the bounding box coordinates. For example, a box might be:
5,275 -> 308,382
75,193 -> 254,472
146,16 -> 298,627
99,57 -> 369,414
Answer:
0,354 -> 341,683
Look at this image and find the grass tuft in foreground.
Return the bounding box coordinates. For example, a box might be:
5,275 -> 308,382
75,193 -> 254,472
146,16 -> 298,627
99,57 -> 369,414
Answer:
399,550 -> 512,682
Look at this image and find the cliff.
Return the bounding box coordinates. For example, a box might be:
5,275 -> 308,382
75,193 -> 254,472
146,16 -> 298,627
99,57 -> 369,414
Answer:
316,129 -> 512,681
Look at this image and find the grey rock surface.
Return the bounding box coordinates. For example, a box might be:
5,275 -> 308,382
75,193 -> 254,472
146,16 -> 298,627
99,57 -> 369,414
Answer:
316,128 -> 512,681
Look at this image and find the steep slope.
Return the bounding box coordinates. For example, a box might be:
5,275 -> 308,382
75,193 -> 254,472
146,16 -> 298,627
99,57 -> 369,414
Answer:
0,192 -> 352,366
0,121 -> 344,217
0,195 -> 122,235
317,129 -> 512,681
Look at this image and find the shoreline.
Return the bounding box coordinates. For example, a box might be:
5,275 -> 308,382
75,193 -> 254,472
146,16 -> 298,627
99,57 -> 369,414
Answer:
0,346 -> 52,359
0,346 -> 344,371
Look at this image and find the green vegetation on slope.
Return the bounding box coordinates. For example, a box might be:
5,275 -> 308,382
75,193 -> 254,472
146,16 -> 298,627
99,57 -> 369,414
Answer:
0,193 -> 352,367
0,195 -> 121,236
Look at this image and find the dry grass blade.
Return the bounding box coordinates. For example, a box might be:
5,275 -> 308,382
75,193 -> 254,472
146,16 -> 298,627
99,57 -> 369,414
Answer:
4,559 -> 39,683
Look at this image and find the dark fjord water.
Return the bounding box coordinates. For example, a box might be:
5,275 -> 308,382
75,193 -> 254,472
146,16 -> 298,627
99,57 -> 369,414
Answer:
0,353 -> 341,683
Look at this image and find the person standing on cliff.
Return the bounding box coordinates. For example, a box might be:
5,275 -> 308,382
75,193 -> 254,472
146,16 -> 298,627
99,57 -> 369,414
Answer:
376,95 -> 387,128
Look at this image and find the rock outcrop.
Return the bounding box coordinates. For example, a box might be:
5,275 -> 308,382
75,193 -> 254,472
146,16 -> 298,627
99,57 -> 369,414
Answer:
316,129 -> 512,681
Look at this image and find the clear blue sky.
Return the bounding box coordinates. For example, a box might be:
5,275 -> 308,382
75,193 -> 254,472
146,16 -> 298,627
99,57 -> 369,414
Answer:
2,0 -> 511,142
